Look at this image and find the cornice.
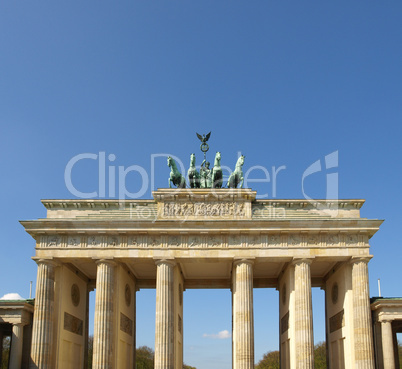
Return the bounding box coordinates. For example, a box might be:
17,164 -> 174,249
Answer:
20,218 -> 383,233
41,199 -> 155,210
253,199 -> 365,209
40,198 -> 365,210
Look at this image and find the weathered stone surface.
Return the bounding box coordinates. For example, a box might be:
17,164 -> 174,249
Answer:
233,259 -> 254,369
293,258 -> 314,369
154,260 -> 175,369
30,259 -> 57,369
21,189 -> 383,369
352,257 -> 375,369
93,260 -> 116,369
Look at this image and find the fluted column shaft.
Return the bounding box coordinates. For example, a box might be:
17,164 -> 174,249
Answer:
93,260 -> 116,369
294,258 -> 314,369
155,260 -> 175,369
381,320 -> 395,369
30,259 -> 56,369
233,259 -> 254,369
9,323 -> 24,369
352,257 -> 375,369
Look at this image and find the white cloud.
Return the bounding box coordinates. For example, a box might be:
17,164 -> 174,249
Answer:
203,330 -> 231,339
0,293 -> 24,300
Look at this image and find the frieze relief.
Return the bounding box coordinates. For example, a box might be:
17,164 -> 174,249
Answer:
108,237 -> 119,247
288,234 -> 301,246
188,236 -> 201,247
346,234 -> 358,245
130,235 -> 143,248
162,201 -> 246,218
208,235 -> 222,248
268,234 -> 281,246
38,233 -> 366,249
248,235 -> 261,248
327,234 -> 339,245
147,236 -> 161,248
308,235 -> 320,246
68,236 -> 80,248
47,236 -> 60,248
229,235 -> 241,248
168,235 -> 181,247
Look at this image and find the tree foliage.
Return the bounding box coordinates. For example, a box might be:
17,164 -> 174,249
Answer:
1,336 -> 10,369
86,339 -> 196,368
314,342 -> 326,369
87,335 -> 93,369
136,345 -> 154,369
255,350 -> 279,369
256,342 -> 327,369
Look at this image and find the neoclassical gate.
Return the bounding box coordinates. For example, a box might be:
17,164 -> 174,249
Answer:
21,188 -> 382,369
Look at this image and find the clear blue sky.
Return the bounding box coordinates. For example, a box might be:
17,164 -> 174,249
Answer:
1,2 -> 402,368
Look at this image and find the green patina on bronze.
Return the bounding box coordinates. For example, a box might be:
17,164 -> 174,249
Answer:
187,153 -> 201,188
228,155 -> 245,189
196,131 -> 211,160
212,151 -> 223,188
200,158 -> 212,188
167,132 -> 246,189
167,156 -> 186,188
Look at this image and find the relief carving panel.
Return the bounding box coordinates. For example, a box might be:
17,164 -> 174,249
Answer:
281,311 -> 289,334
64,312 -> 83,336
120,312 -> 133,336
329,310 -> 344,333
163,202 -> 246,218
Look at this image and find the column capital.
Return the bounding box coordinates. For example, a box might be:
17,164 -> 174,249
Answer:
380,318 -> 394,324
233,257 -> 255,266
32,258 -> 60,267
349,255 -> 373,265
12,322 -> 27,328
154,258 -> 176,267
292,257 -> 314,266
93,258 -> 117,267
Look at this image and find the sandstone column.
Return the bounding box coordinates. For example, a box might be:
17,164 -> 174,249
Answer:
293,258 -> 314,369
93,259 -> 116,369
381,320 -> 395,369
30,259 -> 57,369
233,259 -> 254,369
351,257 -> 375,369
154,259 -> 175,369
9,323 -> 24,369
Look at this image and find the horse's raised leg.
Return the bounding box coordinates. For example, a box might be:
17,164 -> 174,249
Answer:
169,178 -> 172,188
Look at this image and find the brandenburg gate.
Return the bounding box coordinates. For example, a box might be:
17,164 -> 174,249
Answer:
21,187 -> 382,369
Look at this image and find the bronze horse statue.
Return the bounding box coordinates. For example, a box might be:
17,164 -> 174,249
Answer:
212,152 -> 223,188
228,155 -> 245,188
167,156 -> 186,188
187,153 -> 200,188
